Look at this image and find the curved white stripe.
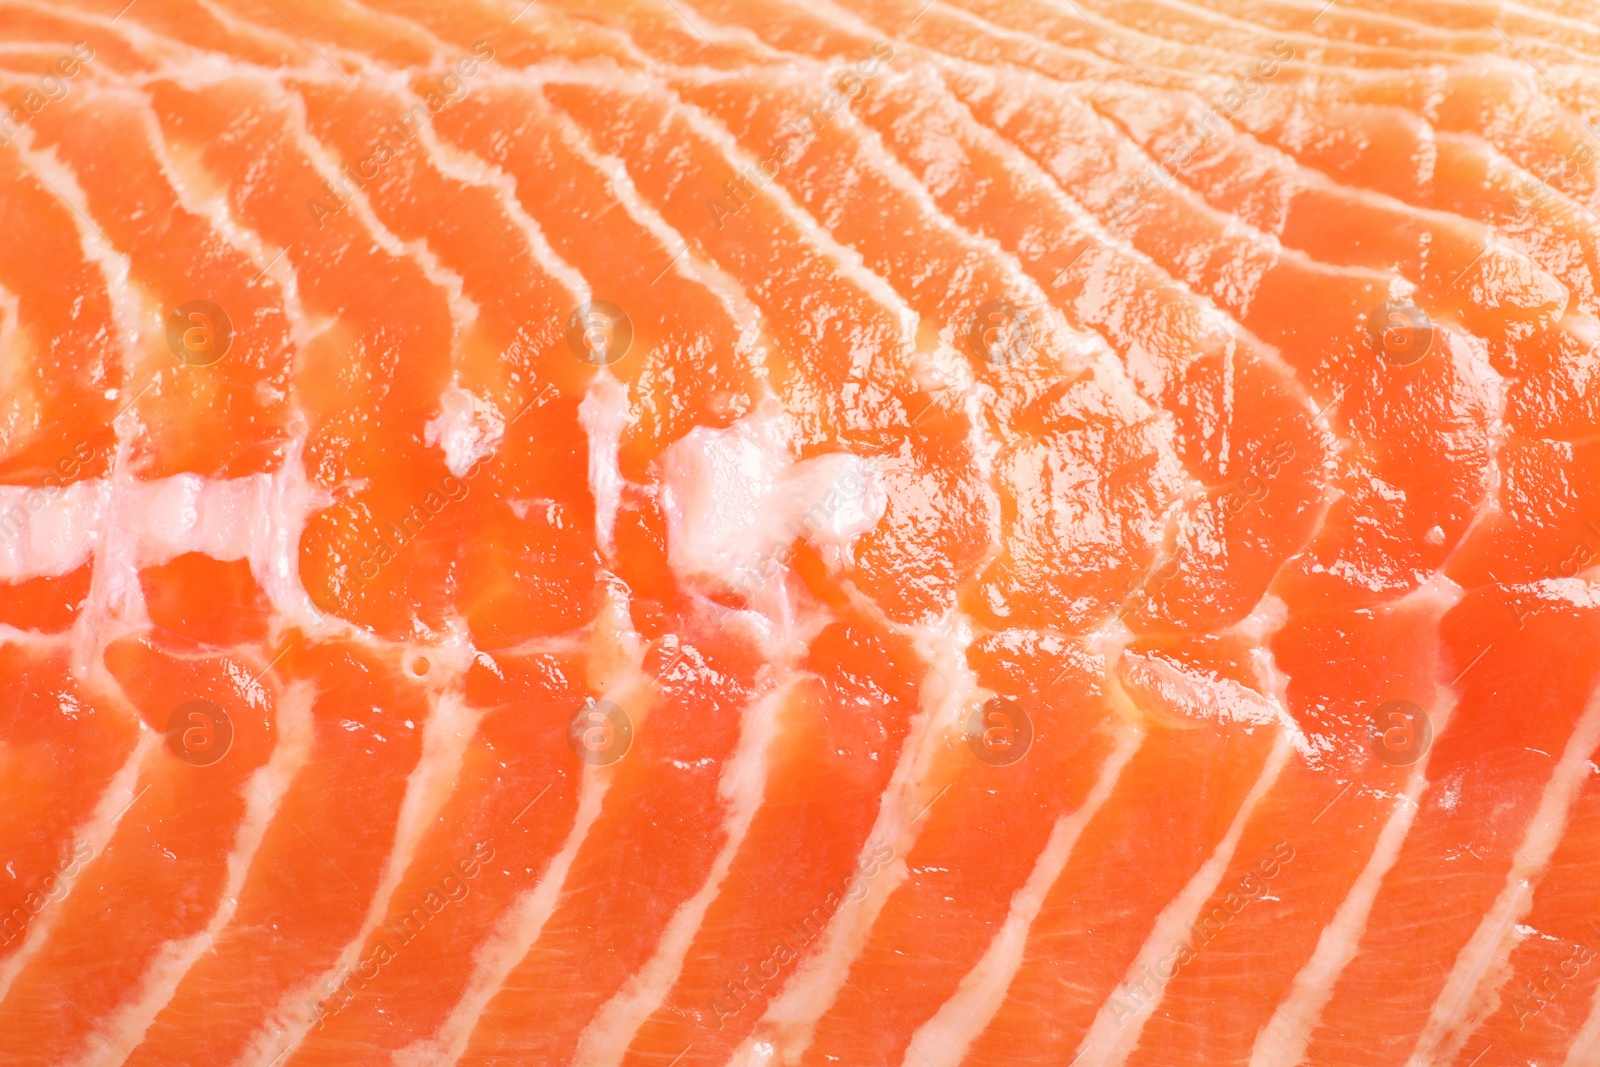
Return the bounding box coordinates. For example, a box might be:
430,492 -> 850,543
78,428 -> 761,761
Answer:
726,618 -> 987,1067
1077,727 -> 1295,1067
7,126 -> 148,670
571,680 -> 790,1067
1410,674 -> 1600,1065
902,723 -> 1142,1067
403,759 -> 612,1067
0,726 -> 156,1011
245,672 -> 482,1067
1249,581 -> 1472,1067
75,680 -> 316,1067
406,589 -> 648,1067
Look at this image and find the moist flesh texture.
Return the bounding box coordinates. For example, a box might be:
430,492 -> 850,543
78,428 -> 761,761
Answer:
0,2 -> 1598,1067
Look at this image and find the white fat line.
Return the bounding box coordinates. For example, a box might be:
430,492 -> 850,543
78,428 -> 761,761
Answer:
1024,0 -> 1312,76
242,678 -> 483,1067
239,56 -> 595,303
833,56 -> 1294,541
185,0 -> 376,79
581,0 -> 791,64
0,461 -> 328,617
909,50 -> 1398,488
550,59 -> 925,357
594,4 -> 1008,550
882,58 -> 1266,369
727,850 -> 910,1067
527,84 -> 771,376
8,129 -> 150,669
641,67 -> 924,354
132,79 -> 338,508
130,82 -> 310,347
825,105 -> 1141,410
272,74 -> 483,347
0,0 -> 161,62
579,374 -> 629,560
399,761 -> 613,1067
0,627 -> 75,653
1246,768 -> 1425,1067
648,45 -> 1150,432
1233,82 -> 1600,319
132,80 -> 345,641
0,727 -> 159,1008
74,680 -> 316,1067
1103,0 -> 1459,69
1226,98 -> 1600,263
335,0 -> 458,56
724,618 -> 981,1067
131,73 -> 337,428
1248,584 -> 1468,1067
1176,38 -> 1544,119
1436,359 -> 1509,589
646,3 -> 1305,493
180,0 -> 356,65
146,61 -> 478,327
1493,0 -> 1600,41
1409,678 -> 1600,1066
0,479 -> 105,582
632,27 -> 1024,326
967,63 -> 1398,320
408,98 -> 589,302
903,721 -> 1143,1067
0,43 -> 77,57
1075,726 -> 1295,1067
10,69 -> 326,641
806,0 -> 1356,361
255,429 -> 333,628
917,52 -> 1320,397
1073,72 -> 1559,305
1564,924 -> 1600,1067
408,591 -> 650,1067
571,679 -> 791,1067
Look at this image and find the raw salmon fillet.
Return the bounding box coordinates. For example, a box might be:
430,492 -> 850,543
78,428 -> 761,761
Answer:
1,1 -> 1598,1066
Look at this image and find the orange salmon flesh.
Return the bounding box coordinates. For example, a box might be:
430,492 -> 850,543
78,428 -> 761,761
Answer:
0,2 -> 1598,1066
